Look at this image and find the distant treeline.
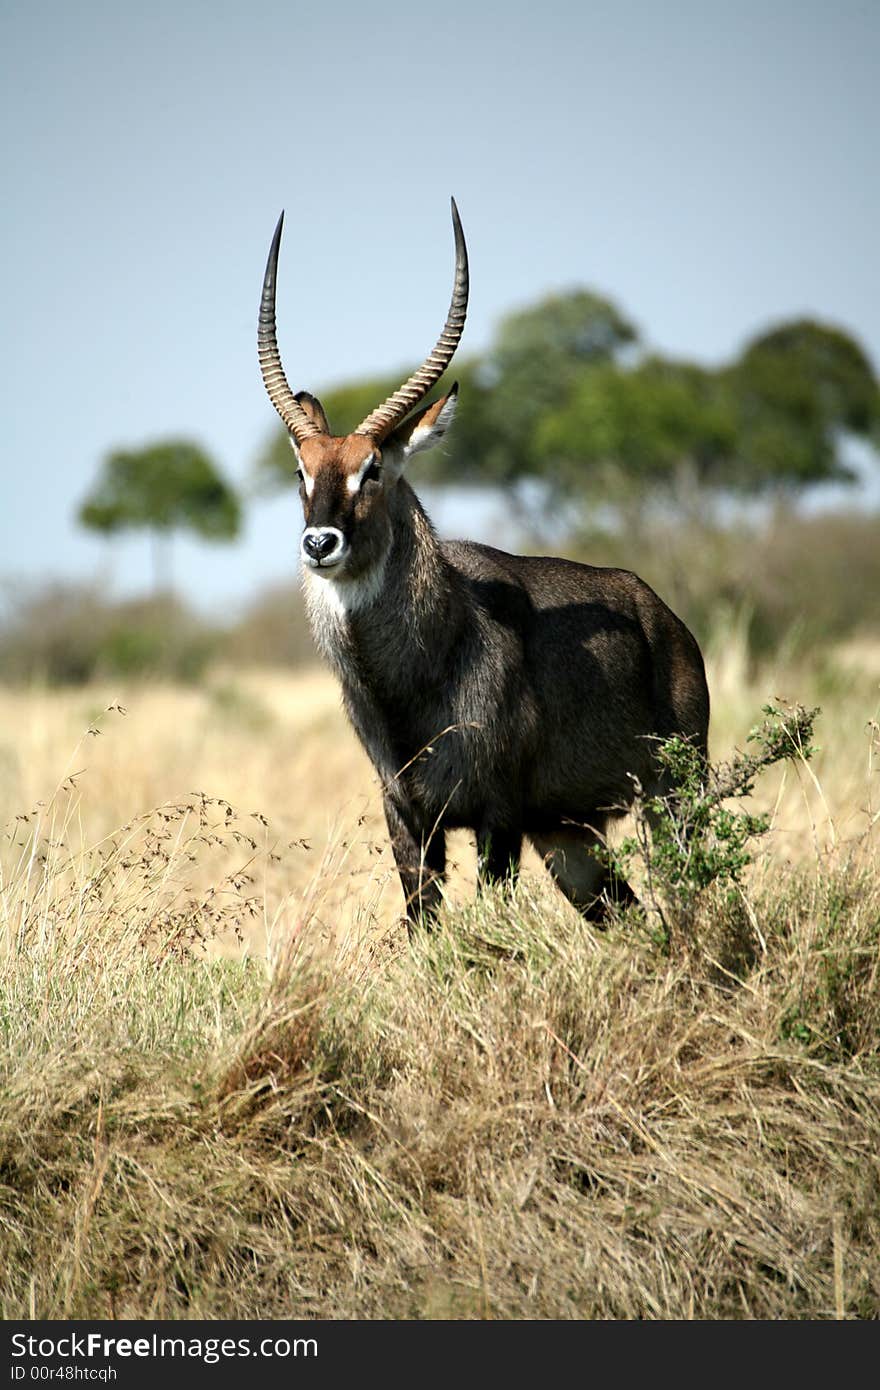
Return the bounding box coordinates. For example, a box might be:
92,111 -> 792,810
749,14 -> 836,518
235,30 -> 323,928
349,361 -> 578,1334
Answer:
16,283 -> 877,684
255,289 -> 880,507
74,286 -> 880,598
4,507 -> 880,685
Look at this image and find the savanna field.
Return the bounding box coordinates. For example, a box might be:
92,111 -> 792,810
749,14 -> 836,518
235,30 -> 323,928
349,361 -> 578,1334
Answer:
1,616 -> 879,1319
6,0 -> 880,1325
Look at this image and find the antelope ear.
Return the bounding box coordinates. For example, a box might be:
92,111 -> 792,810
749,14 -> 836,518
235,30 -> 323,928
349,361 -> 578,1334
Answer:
385,385 -> 458,468
294,390 -> 331,435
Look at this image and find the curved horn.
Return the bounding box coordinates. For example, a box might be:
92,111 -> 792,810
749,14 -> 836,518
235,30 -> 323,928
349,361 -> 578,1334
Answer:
257,212 -> 325,444
355,198 -> 469,442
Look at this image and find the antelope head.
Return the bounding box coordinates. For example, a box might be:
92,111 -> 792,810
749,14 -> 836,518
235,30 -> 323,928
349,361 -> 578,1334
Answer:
257,200 -> 468,584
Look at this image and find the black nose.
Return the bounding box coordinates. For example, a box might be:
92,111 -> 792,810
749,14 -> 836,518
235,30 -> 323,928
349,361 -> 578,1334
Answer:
303,531 -> 339,561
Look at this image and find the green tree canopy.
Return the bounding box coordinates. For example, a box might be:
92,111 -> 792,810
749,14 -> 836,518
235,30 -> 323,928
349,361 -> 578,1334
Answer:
727,319 -> 880,490
480,290 -> 639,480
536,357 -> 738,498
79,440 -> 241,590
533,322 -> 880,500
489,289 -> 637,380
253,292 -> 879,512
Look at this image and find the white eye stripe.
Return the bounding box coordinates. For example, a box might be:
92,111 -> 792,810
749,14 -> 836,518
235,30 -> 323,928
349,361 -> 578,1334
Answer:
346,453 -> 378,494
290,438 -> 316,499
298,455 -> 379,499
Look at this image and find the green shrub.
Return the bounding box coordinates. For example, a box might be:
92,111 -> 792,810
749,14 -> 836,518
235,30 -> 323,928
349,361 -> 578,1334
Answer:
0,583 -> 216,685
569,508 -> 880,661
608,702 -> 819,945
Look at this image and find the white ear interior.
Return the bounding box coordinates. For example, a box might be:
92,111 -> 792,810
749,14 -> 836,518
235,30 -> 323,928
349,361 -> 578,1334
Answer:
405,393 -> 458,456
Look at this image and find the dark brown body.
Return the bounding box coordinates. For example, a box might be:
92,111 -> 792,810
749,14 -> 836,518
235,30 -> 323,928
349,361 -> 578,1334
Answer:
304,479 -> 709,923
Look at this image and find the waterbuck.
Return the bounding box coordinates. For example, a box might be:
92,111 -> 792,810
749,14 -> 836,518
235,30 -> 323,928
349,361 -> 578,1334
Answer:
257,200 -> 710,928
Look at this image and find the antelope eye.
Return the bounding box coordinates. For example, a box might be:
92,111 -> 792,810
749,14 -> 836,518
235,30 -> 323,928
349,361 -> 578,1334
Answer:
363,461 -> 382,485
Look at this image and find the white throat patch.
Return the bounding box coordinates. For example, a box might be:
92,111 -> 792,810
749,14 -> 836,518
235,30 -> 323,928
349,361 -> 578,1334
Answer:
302,552 -> 388,626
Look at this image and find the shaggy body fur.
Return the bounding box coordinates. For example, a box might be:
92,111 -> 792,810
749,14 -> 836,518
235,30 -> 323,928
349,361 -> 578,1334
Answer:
304,477 -> 710,923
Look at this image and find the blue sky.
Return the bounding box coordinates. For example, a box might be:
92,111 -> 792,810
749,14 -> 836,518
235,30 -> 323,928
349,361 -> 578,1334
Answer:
2,0 -> 878,614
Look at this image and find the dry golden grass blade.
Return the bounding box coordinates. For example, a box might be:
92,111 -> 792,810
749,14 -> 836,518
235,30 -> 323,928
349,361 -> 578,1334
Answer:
0,651 -> 879,1317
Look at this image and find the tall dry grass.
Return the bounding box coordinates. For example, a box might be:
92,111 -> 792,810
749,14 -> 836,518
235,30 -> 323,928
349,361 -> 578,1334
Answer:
1,622 -> 879,1318
3,622 -> 877,944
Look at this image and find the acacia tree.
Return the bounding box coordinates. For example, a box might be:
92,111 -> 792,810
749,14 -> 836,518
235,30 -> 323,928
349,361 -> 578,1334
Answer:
253,290 -> 879,521
536,356 -> 738,509
728,319 -> 880,491
534,319 -> 879,510
478,290 -> 638,483
79,440 -> 241,591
